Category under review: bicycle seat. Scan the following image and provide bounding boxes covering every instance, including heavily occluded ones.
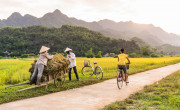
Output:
[93,62,97,64]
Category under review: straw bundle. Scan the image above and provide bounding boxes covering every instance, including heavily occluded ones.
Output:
[29,54,70,83]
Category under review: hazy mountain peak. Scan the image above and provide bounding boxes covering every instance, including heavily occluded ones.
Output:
[42,9,67,19]
[99,19,116,23]
[53,9,62,15]
[24,14,37,18]
[8,12,22,19]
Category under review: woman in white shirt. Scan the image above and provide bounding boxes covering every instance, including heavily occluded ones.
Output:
[64,47,79,81]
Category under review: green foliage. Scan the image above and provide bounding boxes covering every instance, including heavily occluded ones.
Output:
[113,54,118,58]
[0,25,140,57]
[0,56,2,59]
[95,51,102,58]
[150,53,159,57]
[129,52,137,58]
[20,54,29,58]
[140,46,150,56]
[85,48,95,58]
[159,54,164,57]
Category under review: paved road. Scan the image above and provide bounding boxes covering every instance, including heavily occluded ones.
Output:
[1,63,180,110]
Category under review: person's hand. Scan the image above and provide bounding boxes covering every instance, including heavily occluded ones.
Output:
[68,56,71,58]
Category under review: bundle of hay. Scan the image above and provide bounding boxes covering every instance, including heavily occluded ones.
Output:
[29,54,70,84]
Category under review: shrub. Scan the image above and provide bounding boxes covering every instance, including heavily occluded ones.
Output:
[160,54,164,57]
[151,53,159,57]
[95,51,102,58]
[113,54,118,58]
[129,53,137,58]
[0,56,2,59]
[20,54,29,58]
[85,48,95,58]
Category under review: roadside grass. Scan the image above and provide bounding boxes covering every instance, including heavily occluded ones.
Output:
[102,71,180,110]
[1,57,180,104]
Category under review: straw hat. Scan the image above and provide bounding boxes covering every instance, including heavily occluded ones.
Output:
[64,47,72,52]
[39,46,50,53]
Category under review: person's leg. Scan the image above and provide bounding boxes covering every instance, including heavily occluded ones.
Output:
[36,63,44,85]
[123,67,128,83]
[68,68,72,81]
[30,63,38,84]
[73,66,79,80]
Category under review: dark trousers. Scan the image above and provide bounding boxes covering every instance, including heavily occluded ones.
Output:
[69,66,79,80]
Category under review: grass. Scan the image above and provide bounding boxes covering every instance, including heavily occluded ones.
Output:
[1,57,180,104]
[102,71,180,110]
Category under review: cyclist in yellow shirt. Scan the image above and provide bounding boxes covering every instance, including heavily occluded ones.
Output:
[118,48,130,83]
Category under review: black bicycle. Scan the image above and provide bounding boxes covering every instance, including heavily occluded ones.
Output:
[117,63,130,89]
[81,59,103,79]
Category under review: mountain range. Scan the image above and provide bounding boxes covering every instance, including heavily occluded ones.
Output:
[1,9,180,47]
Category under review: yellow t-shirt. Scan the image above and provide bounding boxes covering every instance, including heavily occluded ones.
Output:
[118,54,128,65]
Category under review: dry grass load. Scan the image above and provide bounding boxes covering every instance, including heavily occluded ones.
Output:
[29,54,70,84]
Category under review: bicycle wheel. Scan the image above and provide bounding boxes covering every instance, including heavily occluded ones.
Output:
[117,71,123,89]
[81,66,94,76]
[95,66,103,80]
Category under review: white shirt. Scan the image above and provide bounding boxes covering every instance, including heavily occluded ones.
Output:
[67,52,76,68]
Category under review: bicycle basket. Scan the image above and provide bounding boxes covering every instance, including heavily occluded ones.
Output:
[84,60,90,67]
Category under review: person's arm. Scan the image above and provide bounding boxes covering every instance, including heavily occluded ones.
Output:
[118,57,119,62]
[126,56,130,64]
[45,53,53,59]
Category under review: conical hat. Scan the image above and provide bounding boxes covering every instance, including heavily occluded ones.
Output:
[39,46,50,53]
[64,47,72,52]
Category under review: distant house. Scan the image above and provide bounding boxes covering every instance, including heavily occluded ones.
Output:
[3,51,10,57]
[104,53,115,57]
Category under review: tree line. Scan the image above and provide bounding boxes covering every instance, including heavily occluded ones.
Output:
[0,25,140,57]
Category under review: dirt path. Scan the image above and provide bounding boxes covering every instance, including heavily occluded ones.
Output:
[1,63,180,110]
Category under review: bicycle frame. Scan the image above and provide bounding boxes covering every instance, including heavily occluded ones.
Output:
[88,63,98,75]
[118,69,125,81]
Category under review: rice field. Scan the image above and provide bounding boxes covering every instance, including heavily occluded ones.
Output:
[1,57,180,85]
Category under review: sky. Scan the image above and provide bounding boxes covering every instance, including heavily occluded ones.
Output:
[0,0,180,34]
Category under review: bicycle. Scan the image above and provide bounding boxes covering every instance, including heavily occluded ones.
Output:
[117,63,130,89]
[81,59,103,79]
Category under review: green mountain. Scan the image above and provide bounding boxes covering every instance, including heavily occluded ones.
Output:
[1,9,180,47]
[156,44,180,55]
[0,25,139,56]
[130,37,149,47]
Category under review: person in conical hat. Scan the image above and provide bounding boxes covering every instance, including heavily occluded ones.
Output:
[30,46,53,85]
[64,47,79,81]
[39,46,50,53]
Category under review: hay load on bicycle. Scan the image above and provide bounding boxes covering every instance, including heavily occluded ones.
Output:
[29,54,70,84]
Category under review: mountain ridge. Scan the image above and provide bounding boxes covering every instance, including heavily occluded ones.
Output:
[1,9,180,46]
